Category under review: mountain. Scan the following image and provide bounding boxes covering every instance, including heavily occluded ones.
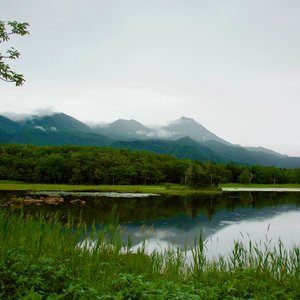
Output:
[173,137,220,161]
[93,119,152,140]
[0,116,20,143]
[113,137,300,168]
[112,138,211,161]
[8,128,114,147]
[93,116,232,144]
[245,147,287,158]
[202,140,256,165]
[161,116,230,145]
[0,115,19,133]
[1,111,300,168]
[0,113,114,147]
[244,147,300,168]
[22,113,91,133]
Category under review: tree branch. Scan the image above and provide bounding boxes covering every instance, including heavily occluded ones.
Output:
[0,20,29,86]
[0,76,14,83]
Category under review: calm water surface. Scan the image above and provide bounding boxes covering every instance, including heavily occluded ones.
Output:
[1,191,300,258]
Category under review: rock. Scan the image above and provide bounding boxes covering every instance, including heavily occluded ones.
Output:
[70,199,86,205]
[24,197,44,205]
[44,196,64,205]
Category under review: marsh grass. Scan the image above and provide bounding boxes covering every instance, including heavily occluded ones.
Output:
[0,181,221,195]
[220,183,300,189]
[0,210,299,299]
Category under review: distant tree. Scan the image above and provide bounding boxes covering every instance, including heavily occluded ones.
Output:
[0,21,29,86]
[238,169,252,184]
[185,162,211,187]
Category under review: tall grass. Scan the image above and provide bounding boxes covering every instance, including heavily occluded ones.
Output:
[0,210,299,299]
[0,181,221,195]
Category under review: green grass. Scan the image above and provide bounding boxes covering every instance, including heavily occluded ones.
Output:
[0,210,299,299]
[0,180,27,184]
[220,183,300,189]
[0,181,221,195]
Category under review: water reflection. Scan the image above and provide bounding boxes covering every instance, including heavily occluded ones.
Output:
[121,204,300,258]
[205,210,300,258]
[1,191,300,257]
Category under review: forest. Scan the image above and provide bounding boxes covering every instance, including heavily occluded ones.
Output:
[1,144,300,186]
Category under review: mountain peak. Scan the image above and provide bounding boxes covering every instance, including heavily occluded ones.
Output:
[179,116,196,122]
[25,112,91,132]
[110,119,149,130]
[163,116,230,145]
[112,118,141,125]
[94,118,152,140]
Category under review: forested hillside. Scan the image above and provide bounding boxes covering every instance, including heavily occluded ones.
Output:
[1,144,300,186]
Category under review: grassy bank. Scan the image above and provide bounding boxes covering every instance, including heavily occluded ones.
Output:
[0,181,221,195]
[0,211,299,299]
[2,181,300,196]
[220,183,300,189]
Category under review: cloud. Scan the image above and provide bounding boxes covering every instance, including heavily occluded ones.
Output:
[1,0,300,156]
[33,125,58,132]
[1,106,57,121]
[136,129,177,139]
[34,125,46,131]
[2,112,32,122]
[32,107,57,117]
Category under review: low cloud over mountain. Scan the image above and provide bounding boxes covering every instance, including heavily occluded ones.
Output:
[1,111,300,168]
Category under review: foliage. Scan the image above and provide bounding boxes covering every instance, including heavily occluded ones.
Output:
[1,144,300,187]
[0,211,299,299]
[238,169,252,184]
[0,20,29,86]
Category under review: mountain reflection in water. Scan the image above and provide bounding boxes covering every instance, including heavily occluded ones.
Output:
[1,191,300,258]
[123,205,300,259]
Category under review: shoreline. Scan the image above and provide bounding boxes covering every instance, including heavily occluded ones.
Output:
[0,182,221,196]
[2,181,300,195]
[222,187,300,192]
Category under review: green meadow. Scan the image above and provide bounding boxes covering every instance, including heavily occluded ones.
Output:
[0,181,221,195]
[3,180,300,196]
[220,183,300,189]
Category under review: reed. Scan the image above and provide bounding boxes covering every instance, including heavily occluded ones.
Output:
[0,210,299,299]
[0,181,221,195]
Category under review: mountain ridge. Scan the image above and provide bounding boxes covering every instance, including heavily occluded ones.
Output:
[22,112,92,133]
[1,111,299,168]
[161,116,231,145]
[93,118,152,140]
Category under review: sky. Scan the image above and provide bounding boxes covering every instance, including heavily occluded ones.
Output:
[1,0,300,156]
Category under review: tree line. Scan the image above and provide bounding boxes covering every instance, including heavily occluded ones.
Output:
[1,144,300,186]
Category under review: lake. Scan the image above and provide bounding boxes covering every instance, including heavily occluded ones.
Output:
[1,190,300,259]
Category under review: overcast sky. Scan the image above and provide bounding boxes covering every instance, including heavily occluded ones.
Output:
[1,0,300,156]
